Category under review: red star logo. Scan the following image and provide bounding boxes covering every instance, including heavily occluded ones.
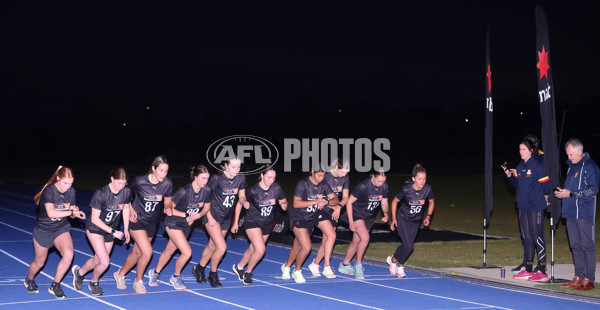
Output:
[537,45,550,80]
[486,65,492,93]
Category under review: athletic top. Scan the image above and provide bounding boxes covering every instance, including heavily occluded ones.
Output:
[34,184,76,232]
[291,176,334,222]
[507,155,550,211]
[244,182,285,226]
[171,183,212,217]
[86,184,132,232]
[394,183,434,222]
[351,178,389,219]
[324,172,349,201]
[129,175,173,226]
[208,171,247,223]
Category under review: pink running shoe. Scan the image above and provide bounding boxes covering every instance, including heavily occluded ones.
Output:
[513,269,534,280]
[528,270,548,282]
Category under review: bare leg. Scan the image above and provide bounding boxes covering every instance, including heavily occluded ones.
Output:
[52,232,74,283]
[342,231,360,265]
[353,220,370,265]
[317,220,336,267]
[166,228,192,276]
[27,238,49,280]
[245,229,268,273]
[292,227,312,272]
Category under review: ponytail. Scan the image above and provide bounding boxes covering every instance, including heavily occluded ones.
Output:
[34,166,73,205]
[406,163,426,183]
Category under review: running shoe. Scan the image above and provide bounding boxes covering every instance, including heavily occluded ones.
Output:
[528,270,548,282]
[208,271,222,288]
[396,266,406,278]
[354,264,365,279]
[192,264,206,284]
[513,269,534,280]
[24,278,39,293]
[243,272,253,285]
[292,270,306,283]
[308,261,321,277]
[48,282,66,299]
[322,266,336,279]
[88,281,104,296]
[170,275,186,290]
[281,264,291,280]
[133,280,146,294]
[113,270,126,290]
[72,265,84,291]
[338,263,355,275]
[511,263,525,274]
[148,268,159,286]
[386,256,397,275]
[232,264,244,281]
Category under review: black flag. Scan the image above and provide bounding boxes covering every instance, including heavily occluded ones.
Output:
[535,6,561,228]
[484,27,493,227]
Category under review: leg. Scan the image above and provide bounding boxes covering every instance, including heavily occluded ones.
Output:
[393,218,419,265]
[342,231,360,265]
[83,232,113,282]
[245,229,268,273]
[167,229,192,276]
[199,236,216,268]
[155,227,179,274]
[27,238,49,281]
[317,220,336,267]
[519,211,535,272]
[566,219,585,279]
[533,210,547,272]
[125,229,153,282]
[52,231,74,283]
[576,219,596,282]
[285,237,301,267]
[353,220,370,265]
[292,227,312,271]
[206,227,228,272]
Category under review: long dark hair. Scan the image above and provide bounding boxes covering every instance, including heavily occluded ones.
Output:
[190,164,209,181]
[520,139,539,157]
[406,163,426,183]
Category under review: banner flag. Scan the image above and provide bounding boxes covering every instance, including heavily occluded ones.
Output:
[484,26,493,226]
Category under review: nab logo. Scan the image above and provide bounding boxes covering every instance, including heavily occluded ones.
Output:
[207,135,279,175]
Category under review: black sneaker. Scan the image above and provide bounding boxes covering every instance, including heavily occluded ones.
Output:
[232,264,244,281]
[88,281,104,296]
[72,265,84,291]
[208,271,222,288]
[24,278,39,293]
[48,282,66,299]
[243,272,253,285]
[511,263,525,273]
[192,264,206,284]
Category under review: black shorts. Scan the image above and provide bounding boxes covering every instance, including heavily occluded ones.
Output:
[164,215,193,237]
[33,225,71,248]
[129,221,158,237]
[340,213,375,230]
[244,219,272,235]
[87,228,115,243]
[317,207,338,227]
[290,218,315,235]
[202,215,231,231]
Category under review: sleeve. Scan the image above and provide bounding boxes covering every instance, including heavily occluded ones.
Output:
[90,190,103,210]
[394,188,405,201]
[123,186,133,202]
[240,176,247,189]
[203,187,213,203]
[294,181,306,199]
[171,187,187,207]
[275,183,286,200]
[165,179,174,197]
[536,162,551,195]
[507,175,518,187]
[323,183,334,196]
[207,175,219,191]
[40,186,53,205]
[573,162,600,199]
[343,176,350,190]
[350,182,365,199]
[70,188,77,205]
[427,186,435,200]
[245,186,256,204]
[382,183,389,198]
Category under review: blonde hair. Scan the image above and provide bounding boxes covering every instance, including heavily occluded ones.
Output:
[329,157,350,172]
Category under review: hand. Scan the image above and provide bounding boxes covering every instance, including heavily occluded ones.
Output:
[242,201,250,209]
[280,203,288,211]
[381,213,389,223]
[423,216,430,227]
[231,223,239,233]
[186,214,197,226]
[124,231,130,244]
[74,210,86,220]
[332,206,340,220]
[555,188,571,199]
[390,219,397,231]
[317,198,328,209]
[113,230,124,240]
[164,207,173,216]
[130,207,138,223]
[349,221,356,232]
[501,162,511,177]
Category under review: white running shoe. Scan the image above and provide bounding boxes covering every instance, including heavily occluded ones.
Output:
[292,270,306,283]
[281,264,291,280]
[396,266,406,278]
[322,266,336,279]
[386,256,398,275]
[308,261,321,277]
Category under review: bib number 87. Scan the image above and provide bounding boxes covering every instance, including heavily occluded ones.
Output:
[145,201,159,212]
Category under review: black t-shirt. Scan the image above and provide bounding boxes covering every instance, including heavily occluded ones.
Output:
[34,184,77,232]
[244,182,285,226]
[171,183,212,216]
[86,184,132,232]
[394,183,434,222]
[208,172,247,223]
[291,177,334,222]
[129,175,174,226]
[351,178,389,219]
[324,172,349,201]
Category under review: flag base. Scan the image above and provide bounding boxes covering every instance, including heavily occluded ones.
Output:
[547,277,570,284]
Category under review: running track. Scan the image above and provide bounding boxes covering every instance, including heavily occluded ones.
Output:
[0,185,598,309]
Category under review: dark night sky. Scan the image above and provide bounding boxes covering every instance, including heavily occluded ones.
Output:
[2,1,599,172]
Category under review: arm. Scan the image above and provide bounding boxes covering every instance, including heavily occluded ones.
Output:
[238,189,250,209]
[90,208,124,240]
[380,198,389,223]
[170,202,187,218]
[390,197,399,231]
[122,204,130,243]
[346,195,358,232]
[293,196,319,208]
[45,203,85,219]
[163,196,173,216]
[279,198,288,211]
[231,201,242,233]
[188,203,211,226]
[423,199,435,227]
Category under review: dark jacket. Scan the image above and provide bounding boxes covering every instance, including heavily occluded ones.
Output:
[507,155,551,211]
[562,153,599,221]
